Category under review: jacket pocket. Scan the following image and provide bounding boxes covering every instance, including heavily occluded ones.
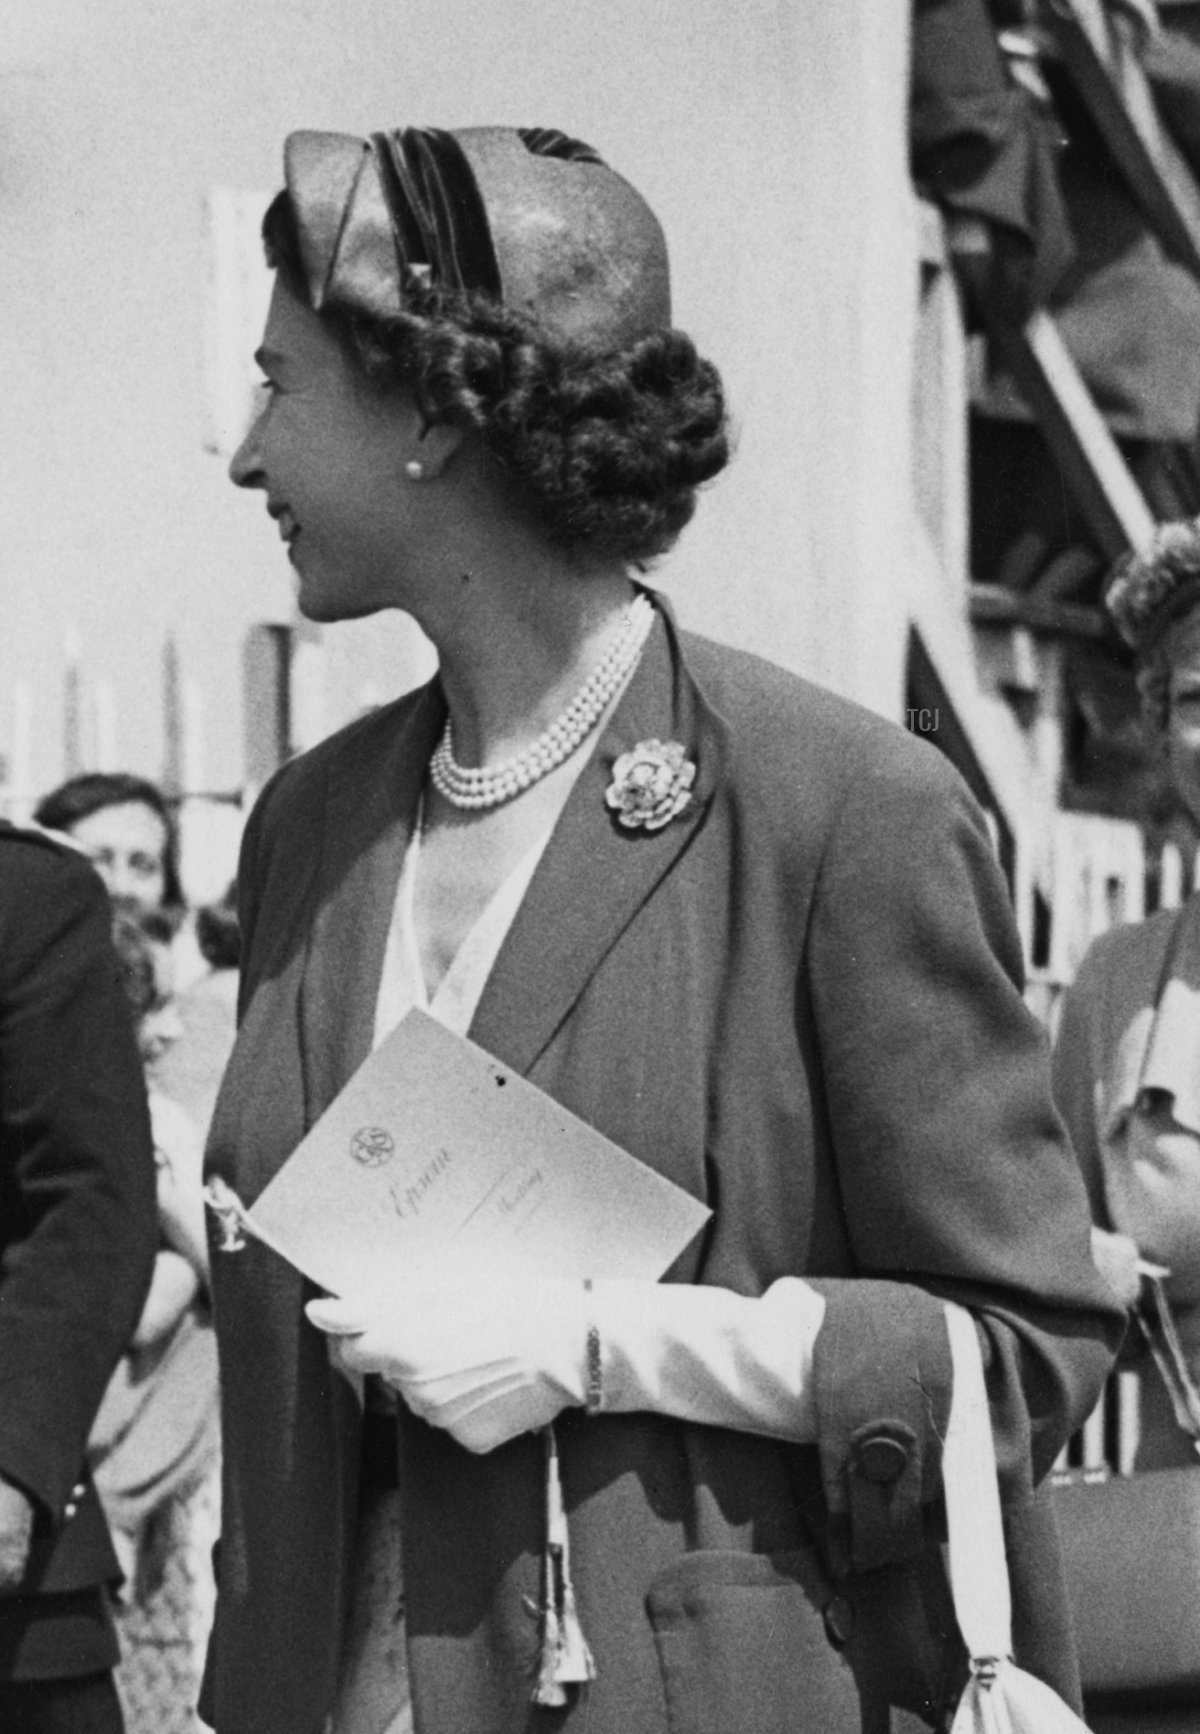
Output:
[645,1550,862,1734]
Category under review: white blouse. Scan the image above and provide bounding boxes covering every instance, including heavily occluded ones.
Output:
[372,799,554,1048]
[335,806,560,1734]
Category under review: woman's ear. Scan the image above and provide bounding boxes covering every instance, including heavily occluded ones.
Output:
[408,418,468,480]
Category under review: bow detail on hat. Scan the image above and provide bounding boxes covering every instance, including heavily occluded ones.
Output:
[286,127,504,320]
[282,124,672,347]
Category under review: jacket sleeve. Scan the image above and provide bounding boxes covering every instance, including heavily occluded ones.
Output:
[1051,947,1113,1229]
[803,732,1121,1568]
[0,840,158,1519]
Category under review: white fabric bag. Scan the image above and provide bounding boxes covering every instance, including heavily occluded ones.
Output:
[943,1303,1093,1734]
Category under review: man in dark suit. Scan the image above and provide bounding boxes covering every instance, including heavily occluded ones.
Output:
[0,820,157,1732]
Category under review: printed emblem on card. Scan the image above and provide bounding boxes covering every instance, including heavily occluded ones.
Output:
[349,1126,395,1168]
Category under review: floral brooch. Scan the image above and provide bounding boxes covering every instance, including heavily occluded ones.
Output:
[605,739,696,831]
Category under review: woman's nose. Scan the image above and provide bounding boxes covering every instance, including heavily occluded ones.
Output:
[107,859,140,901]
[229,390,268,489]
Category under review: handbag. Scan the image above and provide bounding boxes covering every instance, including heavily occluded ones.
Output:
[1051,1275,1200,1703]
[942,1302,1093,1733]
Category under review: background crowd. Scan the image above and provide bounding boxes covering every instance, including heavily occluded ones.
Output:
[30,777,236,1734]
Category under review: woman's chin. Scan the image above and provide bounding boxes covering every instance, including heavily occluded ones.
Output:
[295,576,388,626]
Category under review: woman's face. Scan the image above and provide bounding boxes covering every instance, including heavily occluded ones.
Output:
[70,801,169,910]
[138,942,183,1070]
[229,277,429,624]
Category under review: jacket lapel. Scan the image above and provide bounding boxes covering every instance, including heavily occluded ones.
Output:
[298,681,444,1125]
[469,606,728,1075]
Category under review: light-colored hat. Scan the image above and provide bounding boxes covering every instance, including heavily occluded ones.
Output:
[282,125,671,349]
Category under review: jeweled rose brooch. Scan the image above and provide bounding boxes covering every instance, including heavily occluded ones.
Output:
[605,739,696,831]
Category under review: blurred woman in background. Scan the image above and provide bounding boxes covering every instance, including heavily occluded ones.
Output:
[37,773,238,1134]
[1055,518,1200,1475]
[89,901,219,1734]
[35,774,185,918]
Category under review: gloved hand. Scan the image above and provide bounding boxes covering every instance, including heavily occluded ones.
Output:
[306,1273,590,1454]
[306,1270,827,1453]
[590,1275,825,1441]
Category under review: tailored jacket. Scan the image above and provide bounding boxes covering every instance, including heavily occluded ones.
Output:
[0,823,157,1679]
[204,609,1120,1734]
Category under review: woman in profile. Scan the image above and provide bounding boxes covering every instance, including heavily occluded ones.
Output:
[204,123,1120,1734]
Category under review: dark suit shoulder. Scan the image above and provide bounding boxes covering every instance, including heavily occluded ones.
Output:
[679,627,874,735]
[0,819,93,869]
[678,625,969,835]
[0,821,104,915]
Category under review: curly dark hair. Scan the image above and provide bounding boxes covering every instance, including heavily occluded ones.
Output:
[196,879,241,971]
[263,193,730,564]
[109,898,176,1024]
[1105,519,1200,734]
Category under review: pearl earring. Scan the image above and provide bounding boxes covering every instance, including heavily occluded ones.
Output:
[405,459,425,481]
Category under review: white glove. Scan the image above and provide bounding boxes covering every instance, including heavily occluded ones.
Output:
[306,1272,825,1453]
[590,1275,825,1441]
[306,1274,589,1454]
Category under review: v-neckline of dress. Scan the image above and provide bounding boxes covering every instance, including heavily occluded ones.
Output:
[372,797,555,1046]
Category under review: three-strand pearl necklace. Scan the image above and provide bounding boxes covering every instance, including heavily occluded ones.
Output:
[429,593,655,811]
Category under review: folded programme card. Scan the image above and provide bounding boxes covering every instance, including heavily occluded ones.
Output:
[223,1007,711,1295]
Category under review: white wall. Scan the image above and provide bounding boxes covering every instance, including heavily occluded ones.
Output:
[1,2,914,796]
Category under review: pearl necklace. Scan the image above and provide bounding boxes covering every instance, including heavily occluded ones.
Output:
[429,594,655,811]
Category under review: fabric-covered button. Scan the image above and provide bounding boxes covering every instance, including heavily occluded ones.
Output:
[854,1435,909,1485]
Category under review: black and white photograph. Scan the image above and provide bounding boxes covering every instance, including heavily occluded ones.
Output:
[4,3,1200,1731]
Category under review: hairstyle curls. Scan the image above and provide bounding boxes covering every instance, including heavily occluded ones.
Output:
[1106,519,1200,735]
[109,898,176,1024]
[264,194,730,565]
